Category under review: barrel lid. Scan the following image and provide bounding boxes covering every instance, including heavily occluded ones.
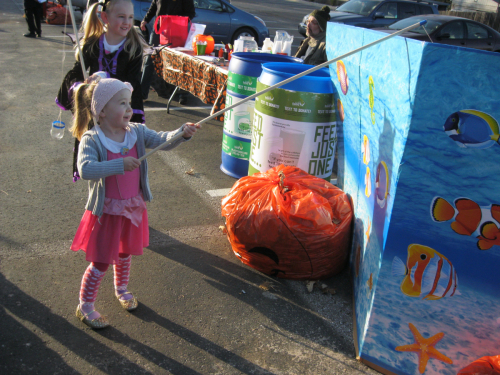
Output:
[229,53,302,77]
[259,63,334,94]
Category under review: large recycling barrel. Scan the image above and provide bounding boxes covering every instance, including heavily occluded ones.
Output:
[249,63,337,181]
[221,53,302,178]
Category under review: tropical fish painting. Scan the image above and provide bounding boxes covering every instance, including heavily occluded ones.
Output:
[337,60,349,95]
[443,110,500,149]
[375,161,389,209]
[337,98,345,122]
[365,167,371,198]
[368,76,375,125]
[365,217,371,244]
[392,244,459,300]
[362,135,370,165]
[431,197,500,250]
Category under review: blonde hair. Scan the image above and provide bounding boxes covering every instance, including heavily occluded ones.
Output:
[77,0,146,61]
[71,83,98,140]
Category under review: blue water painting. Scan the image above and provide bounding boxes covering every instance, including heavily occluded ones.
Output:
[327,22,500,374]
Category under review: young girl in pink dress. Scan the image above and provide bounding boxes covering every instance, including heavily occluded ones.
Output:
[70,75,199,329]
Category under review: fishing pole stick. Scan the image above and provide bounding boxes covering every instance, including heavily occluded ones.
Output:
[138,20,427,163]
[67,0,89,80]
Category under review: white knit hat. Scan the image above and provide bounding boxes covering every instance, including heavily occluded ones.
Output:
[91,78,133,120]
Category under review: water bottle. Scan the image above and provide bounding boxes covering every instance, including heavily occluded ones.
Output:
[50,121,65,140]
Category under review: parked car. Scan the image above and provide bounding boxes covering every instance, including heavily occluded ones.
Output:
[61,0,269,46]
[298,0,446,36]
[373,14,500,52]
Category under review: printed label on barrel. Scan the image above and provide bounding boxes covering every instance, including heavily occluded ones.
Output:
[249,85,337,180]
[254,82,336,123]
[226,71,258,97]
[222,133,251,160]
[223,93,255,140]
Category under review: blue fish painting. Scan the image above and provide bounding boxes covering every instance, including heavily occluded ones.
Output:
[443,110,500,149]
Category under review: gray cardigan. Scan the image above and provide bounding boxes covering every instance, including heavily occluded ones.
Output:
[78,122,187,217]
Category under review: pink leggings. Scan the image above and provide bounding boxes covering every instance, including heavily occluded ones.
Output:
[92,253,130,272]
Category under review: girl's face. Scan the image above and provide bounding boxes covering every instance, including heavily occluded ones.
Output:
[101,1,134,40]
[99,89,133,131]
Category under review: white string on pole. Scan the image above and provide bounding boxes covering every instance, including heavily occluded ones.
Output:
[67,0,88,80]
[138,20,428,163]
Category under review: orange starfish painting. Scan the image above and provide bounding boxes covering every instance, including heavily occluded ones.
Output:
[395,323,452,374]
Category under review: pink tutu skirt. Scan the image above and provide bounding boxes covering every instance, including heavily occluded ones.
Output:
[71,209,149,264]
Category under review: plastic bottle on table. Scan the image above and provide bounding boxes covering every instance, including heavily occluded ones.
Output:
[262,38,273,53]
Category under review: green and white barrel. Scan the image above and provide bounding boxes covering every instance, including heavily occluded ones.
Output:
[221,53,302,178]
[249,63,337,181]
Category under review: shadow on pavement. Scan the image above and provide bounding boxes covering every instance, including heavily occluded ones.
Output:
[131,303,273,375]
[0,272,189,374]
[147,228,360,370]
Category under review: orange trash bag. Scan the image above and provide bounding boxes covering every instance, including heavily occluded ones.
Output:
[221,165,353,280]
[458,355,500,375]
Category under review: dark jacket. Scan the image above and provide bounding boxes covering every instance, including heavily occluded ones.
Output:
[57,35,144,124]
[57,35,145,180]
[143,0,196,24]
[294,32,328,66]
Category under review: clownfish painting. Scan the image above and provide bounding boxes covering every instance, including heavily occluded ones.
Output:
[431,197,500,250]
[443,110,500,149]
[392,244,459,300]
[337,60,349,95]
[375,161,389,209]
[362,135,370,165]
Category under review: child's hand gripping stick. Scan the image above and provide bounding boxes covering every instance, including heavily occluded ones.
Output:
[137,123,200,163]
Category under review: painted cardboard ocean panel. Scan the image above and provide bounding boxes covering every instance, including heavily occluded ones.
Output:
[326,23,426,357]
[327,21,500,374]
[327,24,371,348]
[357,35,500,375]
[326,23,363,201]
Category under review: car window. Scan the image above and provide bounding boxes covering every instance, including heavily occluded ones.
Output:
[418,5,433,15]
[388,16,442,34]
[336,0,383,16]
[466,22,490,39]
[376,3,397,19]
[194,0,223,11]
[398,3,416,19]
[440,21,465,39]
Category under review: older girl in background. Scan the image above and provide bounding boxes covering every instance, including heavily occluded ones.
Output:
[57,0,147,180]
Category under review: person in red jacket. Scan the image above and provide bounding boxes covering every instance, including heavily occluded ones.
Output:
[140,0,195,102]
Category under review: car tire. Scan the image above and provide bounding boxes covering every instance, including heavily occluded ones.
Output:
[232,27,257,45]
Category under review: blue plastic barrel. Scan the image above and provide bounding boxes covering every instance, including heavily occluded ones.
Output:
[221,53,302,179]
[249,63,338,181]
